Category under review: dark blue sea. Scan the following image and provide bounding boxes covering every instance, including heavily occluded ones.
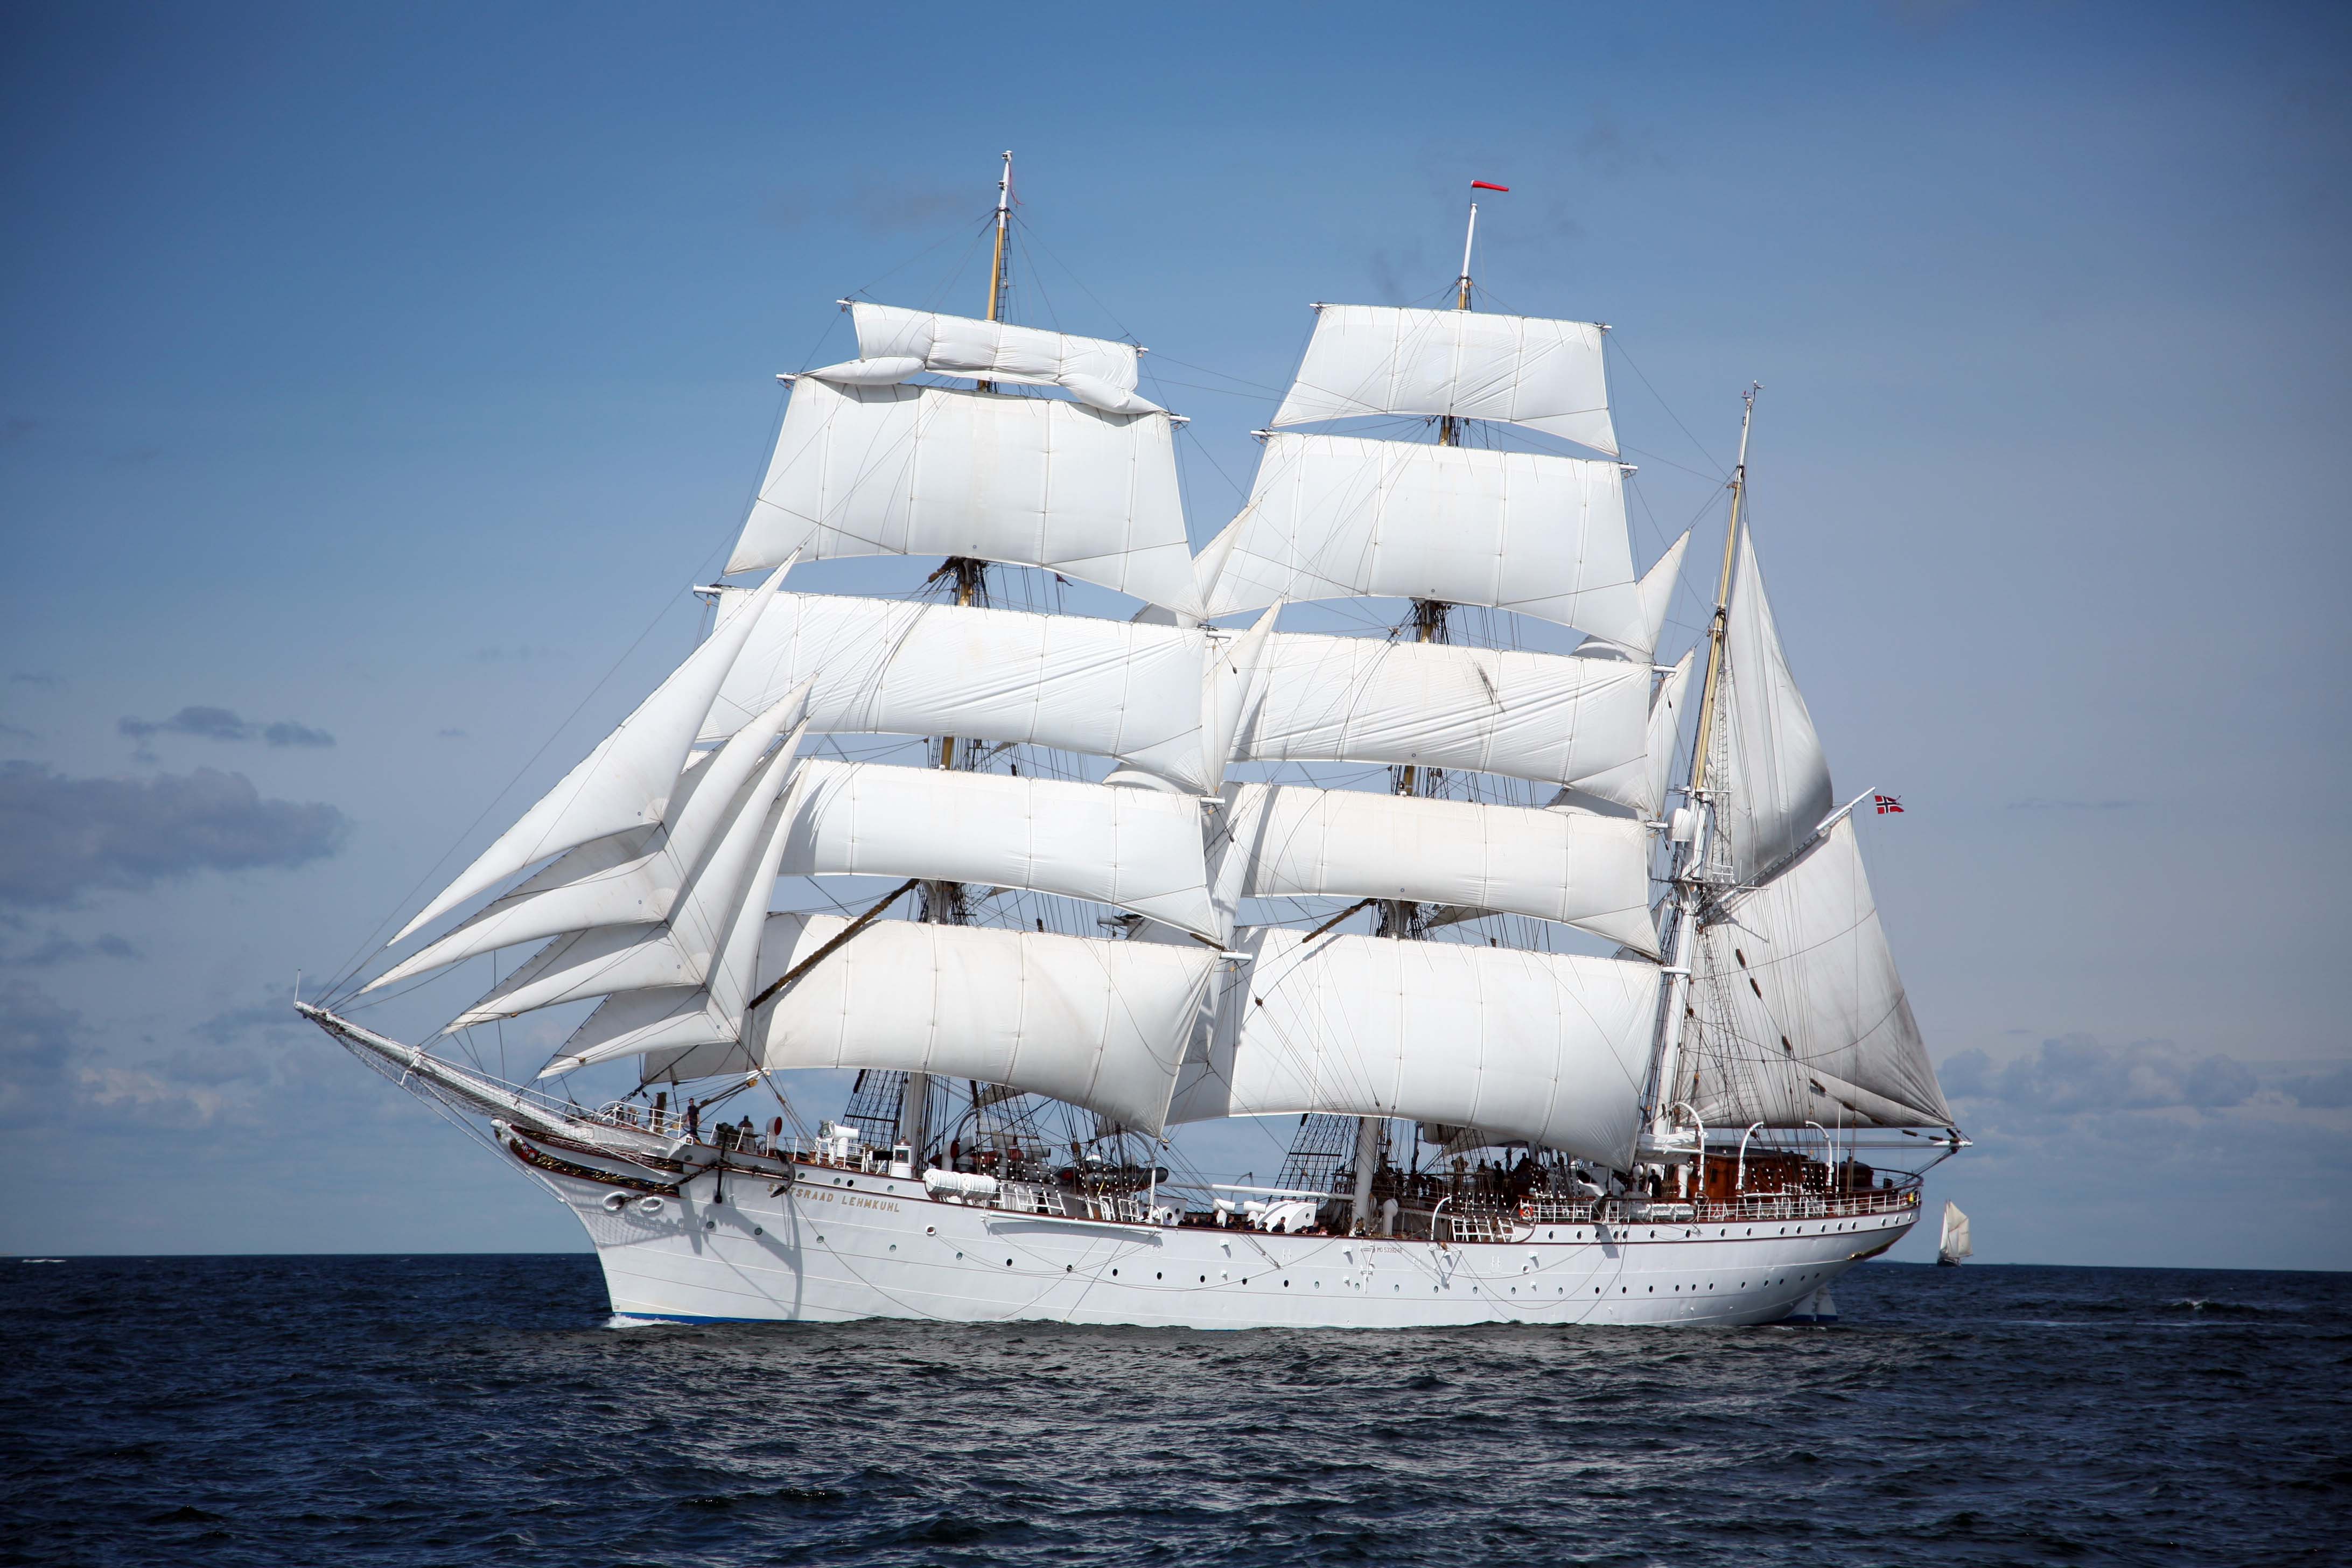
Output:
[2,1257,2345,1567]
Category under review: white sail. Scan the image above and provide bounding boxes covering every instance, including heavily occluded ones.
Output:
[363,690,812,992]
[725,378,1196,614]
[1167,925,1661,1168]
[1198,433,1643,648]
[1229,632,1651,803]
[1940,1202,1972,1260]
[1564,648,1692,822]
[1719,529,1832,882]
[1634,529,1690,662]
[1270,304,1616,457]
[391,563,790,943]
[1211,782,1659,955]
[630,913,1216,1134]
[775,759,1221,941]
[450,732,806,1028]
[1684,817,1950,1129]
[802,303,1162,415]
[699,590,1216,793]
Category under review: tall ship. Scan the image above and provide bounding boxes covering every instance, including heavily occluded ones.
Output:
[302,158,1965,1326]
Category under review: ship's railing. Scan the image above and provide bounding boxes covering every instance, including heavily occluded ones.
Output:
[1502,1184,1920,1231]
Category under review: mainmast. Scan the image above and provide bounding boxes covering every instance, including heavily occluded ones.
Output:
[1348,193,1488,1224]
[1644,383,1759,1144]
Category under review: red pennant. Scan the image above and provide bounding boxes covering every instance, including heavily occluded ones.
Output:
[1471,180,1510,192]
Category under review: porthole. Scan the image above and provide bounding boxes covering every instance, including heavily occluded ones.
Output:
[704,1220,716,1231]
[753,1226,763,1236]
[926,1226,936,1236]
[1005,1258,1013,1266]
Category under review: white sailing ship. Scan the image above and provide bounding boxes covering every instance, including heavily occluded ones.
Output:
[302,157,1965,1327]
[1938,1201,1973,1266]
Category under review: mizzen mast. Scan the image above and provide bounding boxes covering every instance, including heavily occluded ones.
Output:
[1644,382,1759,1146]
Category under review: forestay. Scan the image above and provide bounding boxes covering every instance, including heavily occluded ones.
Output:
[1166,926,1660,1168]
[802,303,1162,416]
[1209,782,1658,956]
[1718,530,1832,882]
[1270,304,1618,457]
[391,564,790,943]
[1229,632,1651,804]
[725,379,1198,614]
[1197,434,1644,649]
[1684,817,1950,1129]
[776,759,1221,941]
[699,591,1214,793]
[644,914,1217,1135]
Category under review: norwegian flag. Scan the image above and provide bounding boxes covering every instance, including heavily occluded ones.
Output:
[1874,794,1905,815]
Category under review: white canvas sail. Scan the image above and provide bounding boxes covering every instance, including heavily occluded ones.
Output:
[1634,530,1690,662]
[1198,433,1643,648]
[1683,817,1950,1129]
[631,913,1216,1135]
[725,378,1197,613]
[451,733,806,1028]
[1270,304,1617,457]
[1167,926,1660,1168]
[1229,632,1651,803]
[1564,648,1692,821]
[1210,782,1659,955]
[364,691,812,992]
[803,303,1162,415]
[775,759,1221,941]
[1940,1202,1972,1260]
[1718,529,1832,883]
[699,590,1215,793]
[391,563,790,943]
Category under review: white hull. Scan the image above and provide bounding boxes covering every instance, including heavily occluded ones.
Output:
[547,1156,1910,1329]
[299,1006,1915,1329]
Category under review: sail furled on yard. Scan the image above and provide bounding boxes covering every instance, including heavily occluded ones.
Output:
[633,913,1217,1135]
[1196,435,1644,650]
[1270,304,1618,457]
[804,303,1163,415]
[1684,817,1950,1129]
[725,377,1198,614]
[699,590,1219,793]
[1167,926,1660,1168]
[1227,633,1653,806]
[1717,530,1832,882]
[391,564,793,943]
[1209,783,1658,955]
[776,759,1221,941]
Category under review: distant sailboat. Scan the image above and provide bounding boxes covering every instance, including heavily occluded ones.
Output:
[1938,1201,1972,1266]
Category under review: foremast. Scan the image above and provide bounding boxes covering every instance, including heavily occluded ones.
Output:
[907,148,1015,1160]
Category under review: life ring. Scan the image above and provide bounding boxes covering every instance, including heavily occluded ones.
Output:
[601,1191,631,1213]
[636,1195,667,1216]
[1518,1200,1535,1220]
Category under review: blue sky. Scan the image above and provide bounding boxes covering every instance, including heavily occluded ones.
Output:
[2,2,2346,1267]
